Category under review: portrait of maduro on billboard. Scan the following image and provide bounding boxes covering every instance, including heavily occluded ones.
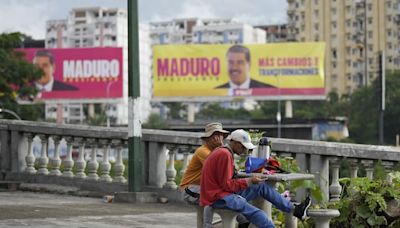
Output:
[153,43,325,99]
[22,47,123,101]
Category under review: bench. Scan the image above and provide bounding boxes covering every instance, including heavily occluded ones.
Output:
[195,205,239,228]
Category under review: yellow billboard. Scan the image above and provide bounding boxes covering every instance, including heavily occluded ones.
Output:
[153,43,325,99]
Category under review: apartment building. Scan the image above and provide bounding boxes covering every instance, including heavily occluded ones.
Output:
[45,7,152,125]
[150,18,266,45]
[287,0,400,95]
[255,24,289,43]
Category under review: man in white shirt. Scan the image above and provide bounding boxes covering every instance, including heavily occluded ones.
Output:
[215,45,274,95]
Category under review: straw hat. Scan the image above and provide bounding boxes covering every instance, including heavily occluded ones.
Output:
[201,122,229,139]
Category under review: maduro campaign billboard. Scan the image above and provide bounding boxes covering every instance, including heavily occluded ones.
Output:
[22,47,123,101]
[153,43,325,100]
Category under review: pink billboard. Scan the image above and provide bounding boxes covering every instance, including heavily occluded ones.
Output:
[22,47,123,100]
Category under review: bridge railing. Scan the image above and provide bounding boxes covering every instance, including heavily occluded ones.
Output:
[1,119,400,203]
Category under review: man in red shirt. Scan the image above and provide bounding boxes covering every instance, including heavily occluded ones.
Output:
[200,129,311,228]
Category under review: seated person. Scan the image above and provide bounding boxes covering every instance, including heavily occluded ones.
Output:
[200,129,311,228]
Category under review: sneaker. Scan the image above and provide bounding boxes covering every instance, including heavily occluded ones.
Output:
[293,196,311,220]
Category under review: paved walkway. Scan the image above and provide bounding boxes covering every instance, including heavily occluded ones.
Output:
[0,191,198,228]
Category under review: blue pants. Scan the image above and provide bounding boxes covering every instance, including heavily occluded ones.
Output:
[212,182,293,228]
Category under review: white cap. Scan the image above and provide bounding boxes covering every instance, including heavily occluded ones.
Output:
[227,129,256,150]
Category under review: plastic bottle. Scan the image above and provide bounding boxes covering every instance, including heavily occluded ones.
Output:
[245,156,252,174]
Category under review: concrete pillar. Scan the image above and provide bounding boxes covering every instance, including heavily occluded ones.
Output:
[295,153,307,202]
[310,154,329,202]
[308,209,340,228]
[148,142,167,188]
[187,103,195,123]
[285,100,293,118]
[56,104,64,124]
[0,128,11,173]
[88,103,95,118]
[12,131,27,173]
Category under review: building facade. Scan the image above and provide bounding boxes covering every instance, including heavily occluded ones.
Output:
[45,7,152,125]
[287,0,400,95]
[255,24,289,43]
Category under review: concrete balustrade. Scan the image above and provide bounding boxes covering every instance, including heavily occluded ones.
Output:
[1,120,400,228]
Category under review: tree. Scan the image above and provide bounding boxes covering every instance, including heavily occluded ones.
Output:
[163,102,186,119]
[196,102,251,120]
[381,70,400,145]
[0,32,42,120]
[142,113,168,129]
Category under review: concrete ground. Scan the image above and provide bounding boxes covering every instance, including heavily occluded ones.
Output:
[0,191,199,228]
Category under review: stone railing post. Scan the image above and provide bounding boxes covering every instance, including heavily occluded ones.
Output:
[329,157,342,202]
[382,161,395,183]
[294,153,307,202]
[99,139,112,182]
[180,146,191,176]
[86,138,99,181]
[24,133,36,174]
[74,137,86,179]
[361,160,374,179]
[148,142,167,188]
[310,154,329,202]
[113,139,126,183]
[37,134,49,175]
[63,136,75,178]
[348,159,359,178]
[49,135,62,176]
[163,145,177,189]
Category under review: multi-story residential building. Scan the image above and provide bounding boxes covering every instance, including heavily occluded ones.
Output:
[149,18,266,112]
[256,24,289,42]
[150,18,266,45]
[287,0,400,96]
[45,7,152,125]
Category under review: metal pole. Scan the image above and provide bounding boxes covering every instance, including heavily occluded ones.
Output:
[379,51,385,145]
[0,108,22,120]
[276,74,281,138]
[128,0,142,192]
[106,81,116,127]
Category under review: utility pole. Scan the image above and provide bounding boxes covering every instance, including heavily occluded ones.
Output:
[127,0,142,192]
[378,51,385,145]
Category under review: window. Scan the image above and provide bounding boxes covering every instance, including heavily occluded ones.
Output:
[346,19,351,27]
[388,29,392,36]
[368,3,372,11]
[314,10,319,17]
[368,31,373,38]
[368,44,373,51]
[332,48,337,59]
[369,58,374,65]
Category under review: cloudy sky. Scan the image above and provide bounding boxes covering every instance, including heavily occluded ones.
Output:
[0,0,287,39]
